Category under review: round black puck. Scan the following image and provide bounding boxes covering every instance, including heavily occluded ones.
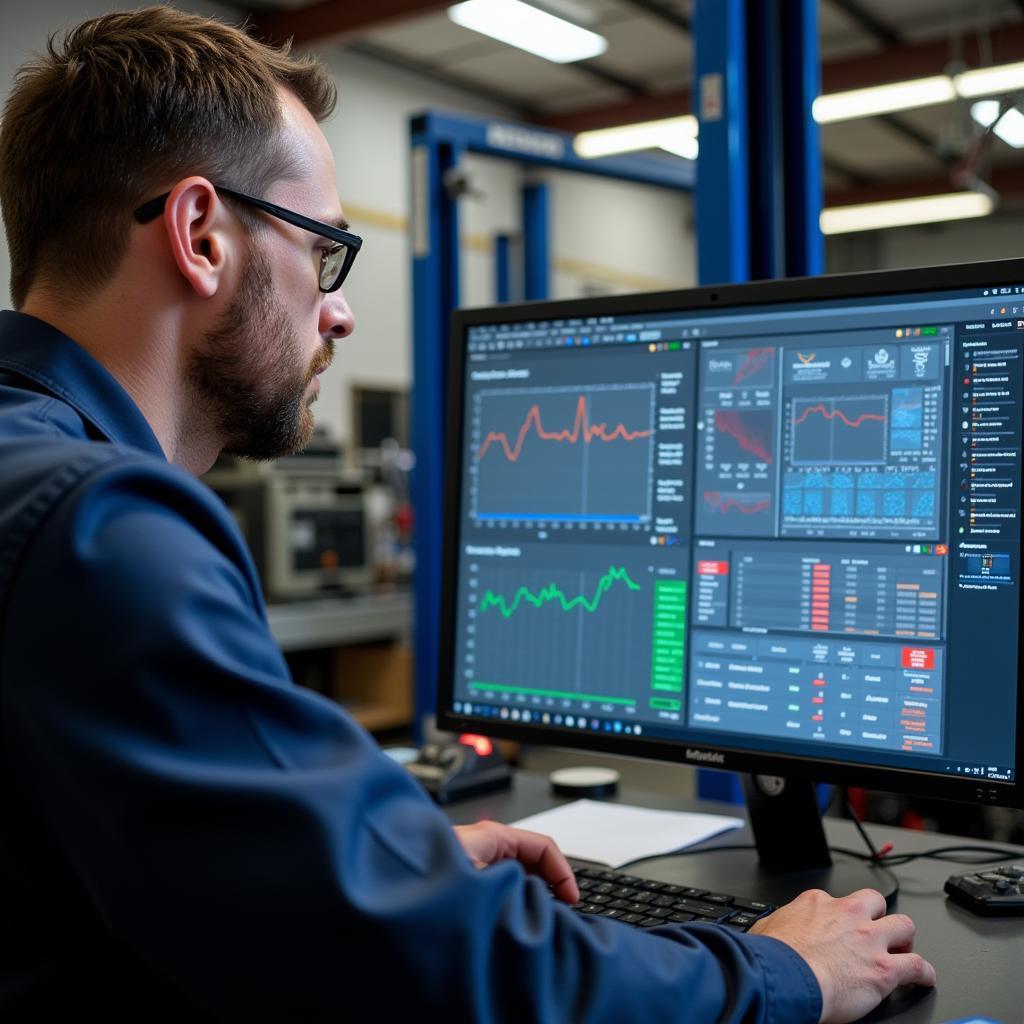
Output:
[549,766,621,799]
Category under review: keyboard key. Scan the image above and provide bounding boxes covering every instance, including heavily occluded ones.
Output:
[733,899,774,915]
[645,906,673,918]
[637,879,666,892]
[651,895,676,908]
[669,912,696,923]
[611,886,638,899]
[588,894,611,905]
[728,913,758,929]
[639,917,663,928]
[704,893,735,906]
[619,913,644,924]
[670,897,728,918]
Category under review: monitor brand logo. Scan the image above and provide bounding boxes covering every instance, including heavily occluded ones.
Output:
[686,748,725,765]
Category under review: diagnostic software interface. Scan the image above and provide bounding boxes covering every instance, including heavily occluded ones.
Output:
[448,282,1023,785]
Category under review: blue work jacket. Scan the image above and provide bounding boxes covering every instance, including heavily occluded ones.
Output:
[0,309,821,1022]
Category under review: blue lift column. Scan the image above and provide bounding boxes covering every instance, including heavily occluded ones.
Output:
[410,115,463,740]
[693,0,824,800]
[522,182,550,300]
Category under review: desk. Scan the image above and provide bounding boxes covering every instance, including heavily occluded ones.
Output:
[266,591,411,653]
[447,771,1023,1024]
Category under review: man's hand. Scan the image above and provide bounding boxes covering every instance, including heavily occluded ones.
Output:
[453,820,579,905]
[750,888,936,1024]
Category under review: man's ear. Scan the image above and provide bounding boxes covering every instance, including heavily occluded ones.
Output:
[162,177,234,299]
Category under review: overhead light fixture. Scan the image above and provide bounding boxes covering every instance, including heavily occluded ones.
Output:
[574,115,699,160]
[820,191,995,235]
[955,60,1024,98]
[971,99,1024,148]
[447,0,607,64]
[812,76,956,124]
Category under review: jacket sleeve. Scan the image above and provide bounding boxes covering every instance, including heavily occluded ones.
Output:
[1,458,822,1024]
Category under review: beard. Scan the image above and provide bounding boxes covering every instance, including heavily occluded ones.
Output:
[187,248,331,461]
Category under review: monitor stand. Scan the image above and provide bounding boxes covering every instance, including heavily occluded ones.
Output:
[631,774,898,909]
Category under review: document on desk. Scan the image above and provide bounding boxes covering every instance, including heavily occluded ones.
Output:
[509,799,744,869]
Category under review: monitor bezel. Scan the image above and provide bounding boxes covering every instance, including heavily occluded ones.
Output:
[436,257,1024,810]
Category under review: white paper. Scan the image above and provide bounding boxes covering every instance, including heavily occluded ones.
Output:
[510,799,744,869]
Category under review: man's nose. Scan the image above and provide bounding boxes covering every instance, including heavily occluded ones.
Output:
[320,288,355,340]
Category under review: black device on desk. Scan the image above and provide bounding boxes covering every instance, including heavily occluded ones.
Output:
[435,257,1024,909]
[406,734,512,804]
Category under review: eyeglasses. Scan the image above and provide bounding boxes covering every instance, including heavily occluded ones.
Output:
[133,185,362,292]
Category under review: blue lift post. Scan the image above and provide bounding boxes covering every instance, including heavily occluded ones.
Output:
[494,232,513,303]
[410,110,694,737]
[693,0,824,801]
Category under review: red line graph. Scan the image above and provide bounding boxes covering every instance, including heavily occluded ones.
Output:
[476,394,652,463]
[703,491,771,515]
[714,410,773,464]
[793,402,886,430]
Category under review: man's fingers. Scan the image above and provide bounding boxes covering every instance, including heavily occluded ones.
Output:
[875,912,916,950]
[513,828,579,904]
[889,951,937,989]
[844,887,888,920]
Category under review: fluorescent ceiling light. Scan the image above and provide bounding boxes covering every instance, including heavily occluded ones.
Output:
[971,99,1024,148]
[812,76,955,123]
[574,115,699,160]
[955,61,1024,98]
[820,192,995,235]
[992,107,1024,148]
[971,99,1002,128]
[448,0,607,63]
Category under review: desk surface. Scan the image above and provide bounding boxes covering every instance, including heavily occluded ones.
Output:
[447,771,1023,1024]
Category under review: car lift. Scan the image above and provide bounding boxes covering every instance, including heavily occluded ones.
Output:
[409,0,824,806]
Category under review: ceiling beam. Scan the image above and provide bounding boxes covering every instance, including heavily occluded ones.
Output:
[572,60,649,95]
[251,0,449,48]
[826,0,903,48]
[537,23,1024,133]
[825,164,1024,207]
[822,23,1024,94]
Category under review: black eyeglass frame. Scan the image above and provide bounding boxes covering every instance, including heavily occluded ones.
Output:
[133,185,362,293]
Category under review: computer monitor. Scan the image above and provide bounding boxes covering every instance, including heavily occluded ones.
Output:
[437,258,1024,902]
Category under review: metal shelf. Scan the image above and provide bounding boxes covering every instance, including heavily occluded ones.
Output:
[267,591,412,653]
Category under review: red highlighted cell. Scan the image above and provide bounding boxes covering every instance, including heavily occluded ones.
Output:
[902,647,935,670]
[697,560,730,576]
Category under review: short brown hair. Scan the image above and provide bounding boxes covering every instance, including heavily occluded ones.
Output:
[0,5,336,308]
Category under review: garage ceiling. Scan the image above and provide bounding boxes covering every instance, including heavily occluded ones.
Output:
[228,0,1024,205]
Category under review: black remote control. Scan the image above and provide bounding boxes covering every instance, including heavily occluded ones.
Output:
[944,863,1024,915]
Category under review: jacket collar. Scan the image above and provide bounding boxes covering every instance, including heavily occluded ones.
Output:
[0,310,165,458]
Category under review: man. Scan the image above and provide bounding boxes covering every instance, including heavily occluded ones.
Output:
[0,7,934,1021]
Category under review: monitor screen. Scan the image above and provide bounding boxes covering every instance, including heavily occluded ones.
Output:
[438,260,1024,809]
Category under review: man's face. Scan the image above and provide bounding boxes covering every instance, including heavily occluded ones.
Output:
[189,87,354,461]
[187,241,330,460]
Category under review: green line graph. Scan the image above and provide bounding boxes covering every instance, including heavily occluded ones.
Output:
[479,566,641,619]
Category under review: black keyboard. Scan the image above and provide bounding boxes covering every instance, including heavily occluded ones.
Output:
[570,866,776,931]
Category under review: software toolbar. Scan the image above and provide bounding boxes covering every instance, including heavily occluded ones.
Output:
[452,292,1023,783]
